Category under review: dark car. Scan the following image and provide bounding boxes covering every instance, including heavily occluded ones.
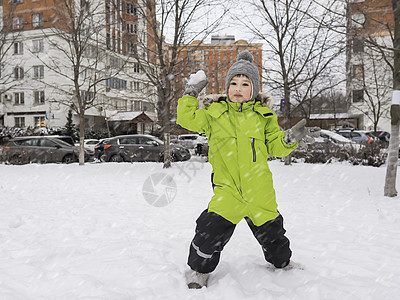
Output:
[2,136,92,164]
[94,138,110,161]
[103,134,191,162]
[366,131,390,142]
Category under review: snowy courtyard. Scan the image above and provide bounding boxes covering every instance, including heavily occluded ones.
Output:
[0,158,399,299]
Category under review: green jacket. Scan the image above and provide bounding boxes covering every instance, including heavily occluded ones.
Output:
[177,95,298,226]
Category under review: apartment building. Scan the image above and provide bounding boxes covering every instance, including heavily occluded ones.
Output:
[347,0,394,131]
[0,0,157,135]
[168,35,263,122]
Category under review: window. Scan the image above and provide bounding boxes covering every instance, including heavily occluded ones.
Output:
[15,117,25,127]
[32,13,44,28]
[132,81,140,91]
[34,91,45,104]
[133,62,140,73]
[32,39,44,53]
[40,138,57,147]
[33,65,44,79]
[126,23,137,34]
[133,100,141,111]
[80,90,94,103]
[12,17,23,30]
[106,77,127,90]
[34,116,46,128]
[14,42,23,54]
[353,65,364,79]
[353,38,364,53]
[17,138,39,146]
[127,3,137,15]
[14,66,24,79]
[14,92,24,105]
[83,44,97,58]
[353,89,363,103]
[119,137,138,144]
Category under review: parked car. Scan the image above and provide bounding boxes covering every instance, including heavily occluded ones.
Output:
[75,139,100,152]
[366,131,390,142]
[103,134,191,162]
[2,136,92,164]
[318,129,356,146]
[94,138,110,161]
[177,134,201,149]
[194,134,209,156]
[335,129,375,144]
[291,129,358,163]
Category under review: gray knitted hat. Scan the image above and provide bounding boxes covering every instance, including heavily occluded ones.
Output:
[225,50,260,101]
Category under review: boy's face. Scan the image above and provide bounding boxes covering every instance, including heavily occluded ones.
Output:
[228,75,252,103]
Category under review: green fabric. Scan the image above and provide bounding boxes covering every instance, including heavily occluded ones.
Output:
[177,95,298,226]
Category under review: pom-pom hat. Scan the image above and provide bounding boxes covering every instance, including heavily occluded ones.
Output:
[225,50,260,101]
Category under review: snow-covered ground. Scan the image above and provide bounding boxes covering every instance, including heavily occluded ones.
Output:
[0,157,399,300]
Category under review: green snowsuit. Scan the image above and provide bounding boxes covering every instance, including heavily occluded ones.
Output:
[177,95,298,226]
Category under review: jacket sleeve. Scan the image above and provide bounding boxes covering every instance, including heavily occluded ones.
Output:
[177,95,210,133]
[264,114,298,157]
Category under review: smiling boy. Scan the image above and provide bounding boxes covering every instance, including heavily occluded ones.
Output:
[177,50,318,289]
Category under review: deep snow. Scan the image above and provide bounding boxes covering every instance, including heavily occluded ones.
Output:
[0,157,399,300]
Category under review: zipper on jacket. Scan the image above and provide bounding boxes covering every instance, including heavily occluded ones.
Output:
[251,138,256,162]
[238,103,243,112]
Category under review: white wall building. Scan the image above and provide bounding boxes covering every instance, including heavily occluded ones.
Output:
[347,0,393,132]
[0,0,157,135]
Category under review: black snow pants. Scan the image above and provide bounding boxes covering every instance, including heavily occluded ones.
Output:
[188,209,292,274]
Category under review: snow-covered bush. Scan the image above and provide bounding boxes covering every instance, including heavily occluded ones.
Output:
[291,141,387,167]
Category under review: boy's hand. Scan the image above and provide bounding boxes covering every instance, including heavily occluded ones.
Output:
[284,119,321,149]
[184,70,208,98]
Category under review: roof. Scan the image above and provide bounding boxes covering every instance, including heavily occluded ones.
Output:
[310,113,352,120]
[108,111,153,123]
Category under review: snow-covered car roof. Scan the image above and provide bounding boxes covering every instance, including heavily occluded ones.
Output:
[318,129,355,144]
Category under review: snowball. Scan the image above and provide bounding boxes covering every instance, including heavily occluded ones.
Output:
[187,70,206,85]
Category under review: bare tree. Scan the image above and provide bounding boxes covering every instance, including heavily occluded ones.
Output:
[0,3,22,98]
[239,0,346,130]
[134,0,229,168]
[31,0,131,164]
[384,0,400,197]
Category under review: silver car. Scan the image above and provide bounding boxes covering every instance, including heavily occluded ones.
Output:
[2,136,92,164]
[335,129,375,144]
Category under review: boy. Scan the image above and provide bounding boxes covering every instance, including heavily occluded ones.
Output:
[177,50,319,289]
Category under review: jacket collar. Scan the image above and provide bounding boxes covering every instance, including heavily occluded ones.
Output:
[204,94,275,119]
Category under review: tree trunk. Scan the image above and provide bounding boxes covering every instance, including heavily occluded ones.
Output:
[284,83,292,165]
[384,0,400,197]
[78,111,85,166]
[384,122,399,196]
[163,108,171,169]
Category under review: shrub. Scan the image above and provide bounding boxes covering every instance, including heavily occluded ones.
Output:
[292,141,387,167]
